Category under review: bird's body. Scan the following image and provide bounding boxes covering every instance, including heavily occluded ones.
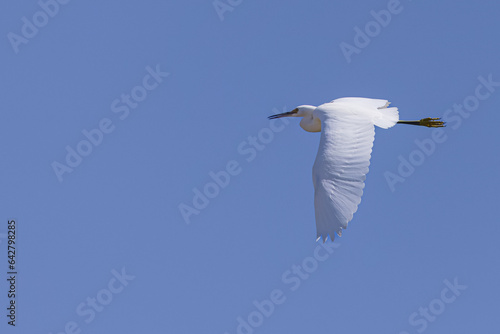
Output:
[269,97,443,242]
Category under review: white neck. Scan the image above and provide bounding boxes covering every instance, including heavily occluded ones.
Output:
[298,105,321,132]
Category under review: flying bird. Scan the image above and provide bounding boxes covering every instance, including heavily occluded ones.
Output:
[268,97,444,242]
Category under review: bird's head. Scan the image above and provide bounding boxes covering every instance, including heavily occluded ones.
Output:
[268,105,320,132]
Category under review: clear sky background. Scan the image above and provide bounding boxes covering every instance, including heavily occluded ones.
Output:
[1,1,499,333]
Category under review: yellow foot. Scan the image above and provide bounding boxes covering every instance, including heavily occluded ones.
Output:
[419,118,445,128]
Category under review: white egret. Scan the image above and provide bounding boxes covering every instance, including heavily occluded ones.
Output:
[269,97,444,242]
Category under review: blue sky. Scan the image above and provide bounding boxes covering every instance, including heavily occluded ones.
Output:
[1,1,499,333]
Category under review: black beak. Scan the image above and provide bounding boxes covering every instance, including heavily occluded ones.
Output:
[268,111,296,120]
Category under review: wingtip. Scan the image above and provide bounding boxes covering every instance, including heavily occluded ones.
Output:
[316,233,339,243]
[316,234,328,243]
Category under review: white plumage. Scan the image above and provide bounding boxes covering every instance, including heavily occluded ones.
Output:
[269,97,399,242]
[311,98,398,242]
[269,97,442,242]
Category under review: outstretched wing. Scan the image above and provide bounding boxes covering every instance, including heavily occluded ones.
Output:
[313,98,398,242]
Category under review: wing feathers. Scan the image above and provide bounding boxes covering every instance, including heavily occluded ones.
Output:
[313,99,387,242]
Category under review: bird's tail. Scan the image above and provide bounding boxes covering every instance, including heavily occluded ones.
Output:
[374,101,399,129]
